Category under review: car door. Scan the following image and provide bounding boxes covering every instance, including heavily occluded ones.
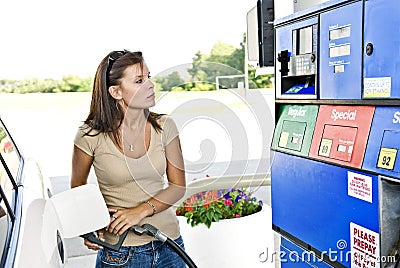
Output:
[0,117,65,268]
[0,117,24,268]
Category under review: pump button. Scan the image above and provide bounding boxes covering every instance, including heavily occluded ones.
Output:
[366,43,374,56]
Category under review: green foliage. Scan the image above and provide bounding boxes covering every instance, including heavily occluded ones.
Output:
[186,41,244,90]
[0,128,6,143]
[176,188,263,228]
[210,34,246,73]
[0,75,93,94]
[59,75,92,92]
[248,67,273,89]
[207,42,237,68]
[184,82,215,91]
[153,71,185,91]
[187,51,203,81]
[166,82,215,92]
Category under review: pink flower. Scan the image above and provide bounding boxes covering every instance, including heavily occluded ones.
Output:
[235,214,241,218]
[224,199,233,206]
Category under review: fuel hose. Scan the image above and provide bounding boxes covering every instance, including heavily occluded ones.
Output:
[82,223,197,268]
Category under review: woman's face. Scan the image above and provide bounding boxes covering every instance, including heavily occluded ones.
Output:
[118,62,155,109]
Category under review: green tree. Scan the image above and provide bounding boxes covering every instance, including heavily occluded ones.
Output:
[186,41,244,90]
[187,51,203,81]
[207,41,236,66]
[226,33,246,73]
[60,75,92,92]
[0,75,93,94]
[153,71,185,91]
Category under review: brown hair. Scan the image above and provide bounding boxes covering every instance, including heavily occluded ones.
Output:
[82,50,163,148]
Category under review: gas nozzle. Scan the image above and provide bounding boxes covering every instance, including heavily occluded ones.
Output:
[82,223,197,268]
[81,224,168,251]
[130,225,147,236]
[278,50,291,75]
[132,223,168,242]
[80,230,128,251]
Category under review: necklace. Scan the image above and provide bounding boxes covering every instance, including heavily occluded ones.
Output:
[123,132,141,152]
[121,122,147,152]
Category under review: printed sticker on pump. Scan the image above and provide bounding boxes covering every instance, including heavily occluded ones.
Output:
[377,147,397,170]
[279,132,289,148]
[318,138,332,157]
[347,171,372,203]
[364,77,391,97]
[350,222,380,268]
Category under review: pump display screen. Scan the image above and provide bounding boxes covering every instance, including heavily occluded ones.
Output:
[296,26,313,55]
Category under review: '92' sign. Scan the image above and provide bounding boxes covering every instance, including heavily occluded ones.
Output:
[377,148,397,170]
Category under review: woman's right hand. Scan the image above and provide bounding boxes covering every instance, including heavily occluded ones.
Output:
[83,229,104,251]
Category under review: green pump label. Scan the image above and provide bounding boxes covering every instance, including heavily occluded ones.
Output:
[272,105,319,157]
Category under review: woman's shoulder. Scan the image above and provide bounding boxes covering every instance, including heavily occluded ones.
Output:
[156,114,173,123]
[77,123,101,135]
[74,123,107,155]
[157,114,176,129]
[75,123,104,142]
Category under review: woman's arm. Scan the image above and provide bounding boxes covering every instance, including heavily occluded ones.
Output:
[70,145,93,188]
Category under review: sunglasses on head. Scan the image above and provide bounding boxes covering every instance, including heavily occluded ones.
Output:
[106,50,128,86]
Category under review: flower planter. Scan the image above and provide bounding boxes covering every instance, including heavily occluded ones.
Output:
[178,206,275,268]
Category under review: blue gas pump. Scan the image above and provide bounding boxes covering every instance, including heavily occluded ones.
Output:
[256,0,400,267]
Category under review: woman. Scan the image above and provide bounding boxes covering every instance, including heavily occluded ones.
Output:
[70,50,187,267]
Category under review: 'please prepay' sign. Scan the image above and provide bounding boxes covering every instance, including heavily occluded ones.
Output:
[350,222,379,268]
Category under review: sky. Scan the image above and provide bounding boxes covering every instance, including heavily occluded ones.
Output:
[0,0,257,80]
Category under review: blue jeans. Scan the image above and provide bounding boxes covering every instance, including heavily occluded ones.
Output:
[95,236,187,268]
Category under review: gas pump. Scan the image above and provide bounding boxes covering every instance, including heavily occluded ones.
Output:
[249,0,400,267]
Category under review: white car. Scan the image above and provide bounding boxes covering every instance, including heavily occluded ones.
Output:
[0,117,108,268]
